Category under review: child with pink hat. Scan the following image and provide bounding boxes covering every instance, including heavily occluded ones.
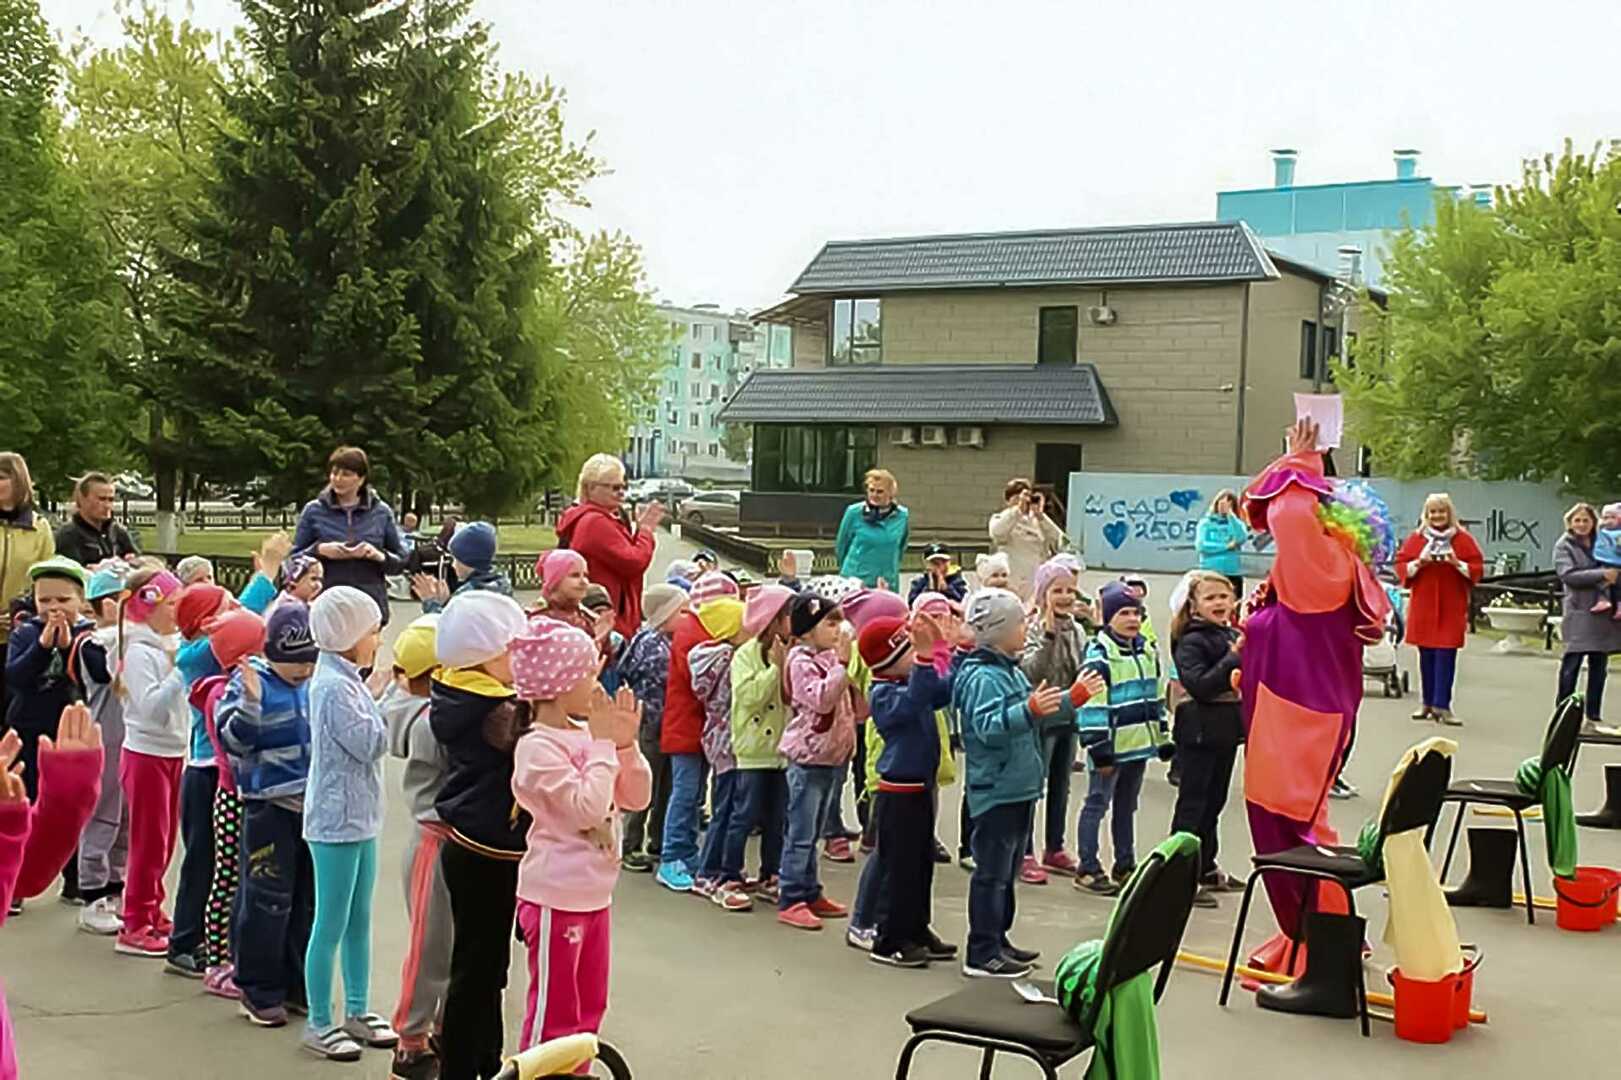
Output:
[510,620,650,1052]
[533,550,598,640]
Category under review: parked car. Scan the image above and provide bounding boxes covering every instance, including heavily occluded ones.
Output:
[112,472,154,500]
[677,490,741,528]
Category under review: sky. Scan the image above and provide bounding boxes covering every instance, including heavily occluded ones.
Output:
[38,0,1621,313]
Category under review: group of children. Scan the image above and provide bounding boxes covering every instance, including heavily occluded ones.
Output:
[3,525,1255,1076]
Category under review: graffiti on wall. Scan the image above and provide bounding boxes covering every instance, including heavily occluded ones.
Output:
[1082,489,1204,551]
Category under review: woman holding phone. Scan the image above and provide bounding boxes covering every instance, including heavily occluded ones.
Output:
[988,478,1064,602]
[292,446,407,625]
[1395,493,1483,725]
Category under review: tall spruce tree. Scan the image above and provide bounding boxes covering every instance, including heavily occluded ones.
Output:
[0,0,124,499]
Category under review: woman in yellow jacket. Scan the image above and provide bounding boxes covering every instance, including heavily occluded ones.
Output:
[1,453,56,704]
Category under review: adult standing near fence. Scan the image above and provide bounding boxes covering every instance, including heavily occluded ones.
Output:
[292,446,407,625]
[834,469,909,590]
[1554,502,1620,723]
[53,471,138,568]
[1,452,56,707]
[555,453,663,639]
[1195,489,1250,595]
[988,478,1062,602]
[1395,494,1484,726]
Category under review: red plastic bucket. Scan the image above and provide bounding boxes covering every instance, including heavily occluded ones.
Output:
[1552,867,1621,932]
[1390,967,1457,1044]
[1452,947,1482,1031]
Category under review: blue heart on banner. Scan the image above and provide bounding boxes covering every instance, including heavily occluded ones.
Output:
[1168,489,1201,511]
[1103,521,1129,549]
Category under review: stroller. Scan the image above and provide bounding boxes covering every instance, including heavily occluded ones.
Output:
[1363,582,1410,698]
[495,1033,631,1080]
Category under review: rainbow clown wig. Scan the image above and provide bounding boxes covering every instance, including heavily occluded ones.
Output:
[1241,469,1396,573]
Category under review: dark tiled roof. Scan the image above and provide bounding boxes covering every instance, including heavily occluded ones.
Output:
[789,222,1279,293]
[717,364,1116,426]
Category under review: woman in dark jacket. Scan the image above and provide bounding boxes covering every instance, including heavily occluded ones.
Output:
[1167,571,1244,906]
[1554,502,1621,721]
[292,446,406,625]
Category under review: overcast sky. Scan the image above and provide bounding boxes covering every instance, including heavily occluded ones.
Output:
[40,0,1621,312]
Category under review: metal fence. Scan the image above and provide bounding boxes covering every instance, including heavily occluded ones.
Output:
[146,552,550,595]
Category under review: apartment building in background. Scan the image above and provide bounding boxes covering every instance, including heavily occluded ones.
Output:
[626,303,792,482]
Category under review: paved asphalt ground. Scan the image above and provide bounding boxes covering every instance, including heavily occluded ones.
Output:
[8,536,1620,1078]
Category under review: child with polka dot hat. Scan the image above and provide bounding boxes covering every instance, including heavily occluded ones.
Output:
[509,619,650,1052]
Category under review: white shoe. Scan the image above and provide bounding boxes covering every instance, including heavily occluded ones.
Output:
[78,895,123,936]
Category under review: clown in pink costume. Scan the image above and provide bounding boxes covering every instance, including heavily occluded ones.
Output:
[1237,420,1392,963]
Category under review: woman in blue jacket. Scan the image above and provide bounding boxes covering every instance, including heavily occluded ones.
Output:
[1194,489,1249,595]
[835,469,909,590]
[292,446,407,625]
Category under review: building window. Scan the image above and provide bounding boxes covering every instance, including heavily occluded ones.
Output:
[666,409,678,425]
[708,442,720,458]
[1322,327,1340,383]
[752,425,878,494]
[708,384,719,401]
[689,381,700,398]
[1038,306,1079,365]
[830,298,881,365]
[691,352,702,370]
[1299,320,1318,380]
[689,411,700,430]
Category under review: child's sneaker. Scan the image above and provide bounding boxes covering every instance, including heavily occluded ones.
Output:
[846,925,875,951]
[390,1048,438,1080]
[78,895,123,935]
[962,955,1032,980]
[751,875,780,904]
[164,950,205,978]
[870,943,929,969]
[1041,850,1079,876]
[710,882,753,912]
[691,876,717,900]
[1201,869,1245,893]
[932,839,952,864]
[620,852,655,874]
[924,929,958,961]
[777,902,822,931]
[656,859,695,893]
[1002,942,1041,965]
[1593,599,1613,613]
[240,999,289,1028]
[1074,872,1121,896]
[6,899,21,917]
[808,895,848,919]
[203,964,242,1000]
[957,851,975,872]
[1110,864,1137,885]
[343,1012,400,1049]
[302,1025,364,1062]
[152,910,173,936]
[1192,886,1220,909]
[822,837,854,863]
[1018,855,1049,885]
[115,928,169,957]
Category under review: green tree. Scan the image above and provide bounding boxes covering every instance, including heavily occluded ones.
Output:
[62,3,233,542]
[1337,141,1621,490]
[0,0,124,500]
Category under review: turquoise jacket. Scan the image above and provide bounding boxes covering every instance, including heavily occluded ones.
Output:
[1195,512,1248,577]
[835,502,909,588]
[953,647,1076,818]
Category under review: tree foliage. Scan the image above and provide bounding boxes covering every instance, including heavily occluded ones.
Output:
[1337,141,1621,491]
[0,0,124,498]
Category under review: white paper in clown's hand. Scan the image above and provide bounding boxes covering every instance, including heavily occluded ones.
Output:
[1293,394,1343,450]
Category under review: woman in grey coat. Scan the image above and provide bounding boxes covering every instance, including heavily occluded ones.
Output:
[1553,502,1620,720]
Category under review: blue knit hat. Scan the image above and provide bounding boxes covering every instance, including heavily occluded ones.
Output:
[265,602,318,663]
[1098,582,1142,626]
[448,521,498,572]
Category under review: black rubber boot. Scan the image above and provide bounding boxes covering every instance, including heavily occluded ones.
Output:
[1444,828,1516,908]
[1576,763,1621,829]
[1255,912,1364,1020]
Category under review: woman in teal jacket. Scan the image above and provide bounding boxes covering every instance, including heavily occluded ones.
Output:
[835,469,909,590]
[1195,489,1249,595]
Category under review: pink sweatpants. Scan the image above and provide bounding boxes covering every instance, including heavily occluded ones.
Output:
[119,750,182,936]
[517,900,611,1054]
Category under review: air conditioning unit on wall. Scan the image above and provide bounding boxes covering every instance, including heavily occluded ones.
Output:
[919,425,948,447]
[889,426,916,446]
[1087,304,1117,326]
[955,426,985,448]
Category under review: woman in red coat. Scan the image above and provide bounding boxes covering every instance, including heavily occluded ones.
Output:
[1396,494,1484,725]
[554,454,665,639]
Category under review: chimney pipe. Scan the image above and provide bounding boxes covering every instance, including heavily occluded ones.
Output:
[1337,245,1364,286]
[1271,148,1298,188]
[1394,149,1420,180]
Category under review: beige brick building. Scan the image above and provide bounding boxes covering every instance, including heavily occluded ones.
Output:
[721,223,1369,532]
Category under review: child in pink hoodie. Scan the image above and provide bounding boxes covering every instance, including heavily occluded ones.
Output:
[509,619,651,1054]
[1,704,104,1080]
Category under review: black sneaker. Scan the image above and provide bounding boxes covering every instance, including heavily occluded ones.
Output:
[164,951,205,979]
[1111,864,1137,885]
[1002,942,1041,965]
[1074,872,1121,896]
[870,944,930,969]
[932,839,952,864]
[620,852,656,874]
[1191,887,1220,910]
[239,998,289,1028]
[391,1048,439,1080]
[7,899,22,917]
[1329,778,1359,800]
[924,929,959,962]
[962,955,1033,979]
[1201,869,1245,893]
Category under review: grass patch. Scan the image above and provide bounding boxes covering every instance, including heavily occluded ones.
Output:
[169,525,557,558]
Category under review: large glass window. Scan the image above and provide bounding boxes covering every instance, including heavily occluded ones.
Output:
[830,298,881,365]
[752,425,877,493]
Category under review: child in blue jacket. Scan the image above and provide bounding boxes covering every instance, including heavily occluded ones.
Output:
[953,589,1102,979]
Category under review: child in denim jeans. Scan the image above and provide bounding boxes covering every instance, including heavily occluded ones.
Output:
[776,593,860,932]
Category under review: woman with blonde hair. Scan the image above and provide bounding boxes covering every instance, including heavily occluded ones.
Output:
[1394,493,1483,725]
[835,469,909,590]
[555,454,664,638]
[0,452,55,706]
[1553,501,1621,721]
